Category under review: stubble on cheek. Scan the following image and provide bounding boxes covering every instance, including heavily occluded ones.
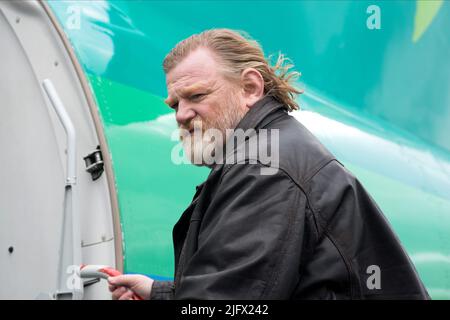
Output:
[179,91,247,165]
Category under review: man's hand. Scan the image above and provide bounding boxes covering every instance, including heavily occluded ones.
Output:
[108,274,154,300]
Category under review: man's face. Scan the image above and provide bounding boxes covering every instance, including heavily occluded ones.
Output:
[165,48,248,166]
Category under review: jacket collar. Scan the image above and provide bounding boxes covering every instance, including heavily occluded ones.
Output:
[234,95,286,132]
[208,96,286,171]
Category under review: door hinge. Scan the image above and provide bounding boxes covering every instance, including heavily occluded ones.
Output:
[83,146,104,181]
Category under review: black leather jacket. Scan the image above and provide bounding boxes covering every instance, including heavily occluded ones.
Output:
[150,96,430,300]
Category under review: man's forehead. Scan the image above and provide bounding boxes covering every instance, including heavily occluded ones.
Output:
[168,76,211,91]
[166,48,220,84]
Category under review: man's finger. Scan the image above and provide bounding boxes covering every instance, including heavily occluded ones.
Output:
[108,284,117,292]
[119,290,134,300]
[108,275,135,288]
[112,287,127,300]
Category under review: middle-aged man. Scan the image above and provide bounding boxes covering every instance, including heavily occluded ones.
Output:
[108,29,430,300]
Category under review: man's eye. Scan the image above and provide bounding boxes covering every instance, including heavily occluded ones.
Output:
[190,93,205,101]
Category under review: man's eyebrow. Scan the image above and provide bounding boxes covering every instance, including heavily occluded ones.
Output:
[180,82,208,95]
[165,82,209,106]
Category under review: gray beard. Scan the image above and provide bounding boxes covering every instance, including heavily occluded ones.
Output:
[181,101,247,167]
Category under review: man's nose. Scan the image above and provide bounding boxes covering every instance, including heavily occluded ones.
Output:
[175,101,196,126]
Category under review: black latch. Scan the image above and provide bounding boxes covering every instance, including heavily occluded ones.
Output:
[83,146,104,181]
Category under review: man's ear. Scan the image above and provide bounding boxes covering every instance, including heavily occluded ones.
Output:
[240,68,264,109]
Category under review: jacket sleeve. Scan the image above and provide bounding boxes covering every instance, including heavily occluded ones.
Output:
[174,163,308,299]
[308,160,430,299]
[150,280,175,300]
